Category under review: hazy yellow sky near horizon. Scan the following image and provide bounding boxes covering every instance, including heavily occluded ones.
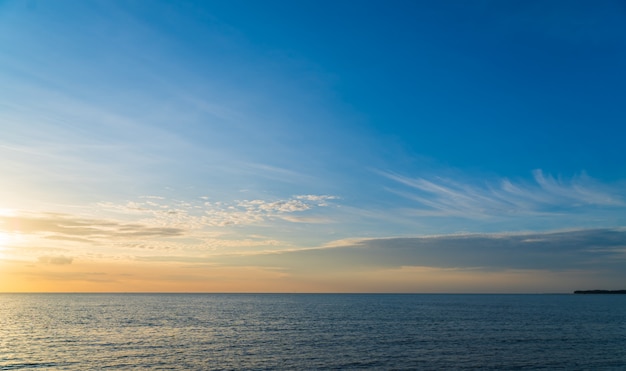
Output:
[0,254,606,293]
[0,212,620,293]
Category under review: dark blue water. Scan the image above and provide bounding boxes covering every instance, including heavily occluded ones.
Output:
[1,294,625,370]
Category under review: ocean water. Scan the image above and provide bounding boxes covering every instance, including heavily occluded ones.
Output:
[1,294,625,370]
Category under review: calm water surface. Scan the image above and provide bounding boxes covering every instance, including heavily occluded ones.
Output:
[1,294,625,370]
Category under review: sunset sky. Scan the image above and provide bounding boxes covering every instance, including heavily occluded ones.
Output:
[1,0,625,292]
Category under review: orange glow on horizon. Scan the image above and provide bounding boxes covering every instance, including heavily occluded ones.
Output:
[0,258,602,294]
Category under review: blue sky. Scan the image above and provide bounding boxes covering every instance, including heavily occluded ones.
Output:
[1,0,625,292]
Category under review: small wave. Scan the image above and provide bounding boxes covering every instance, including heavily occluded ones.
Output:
[1,362,76,370]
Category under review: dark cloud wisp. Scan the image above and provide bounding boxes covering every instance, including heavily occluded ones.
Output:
[0,213,185,242]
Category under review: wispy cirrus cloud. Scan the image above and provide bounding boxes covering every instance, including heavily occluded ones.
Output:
[381,169,625,219]
[97,194,338,227]
[236,162,317,184]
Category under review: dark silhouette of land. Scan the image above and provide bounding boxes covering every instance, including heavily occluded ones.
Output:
[574,290,626,294]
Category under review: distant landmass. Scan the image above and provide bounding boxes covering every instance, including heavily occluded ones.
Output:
[574,290,626,294]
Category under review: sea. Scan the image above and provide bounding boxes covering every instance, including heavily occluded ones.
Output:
[1,294,625,370]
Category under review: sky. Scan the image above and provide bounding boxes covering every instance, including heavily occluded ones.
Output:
[1,0,625,293]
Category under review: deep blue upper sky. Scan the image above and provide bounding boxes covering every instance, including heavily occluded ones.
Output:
[175,0,626,178]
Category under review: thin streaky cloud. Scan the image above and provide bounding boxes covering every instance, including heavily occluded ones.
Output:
[532,170,623,206]
[279,215,333,224]
[0,213,185,242]
[38,255,74,265]
[381,170,625,219]
[236,161,318,184]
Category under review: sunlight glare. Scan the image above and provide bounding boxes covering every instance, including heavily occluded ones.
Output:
[0,232,13,259]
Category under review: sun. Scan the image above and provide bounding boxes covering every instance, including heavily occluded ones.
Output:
[0,232,12,259]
